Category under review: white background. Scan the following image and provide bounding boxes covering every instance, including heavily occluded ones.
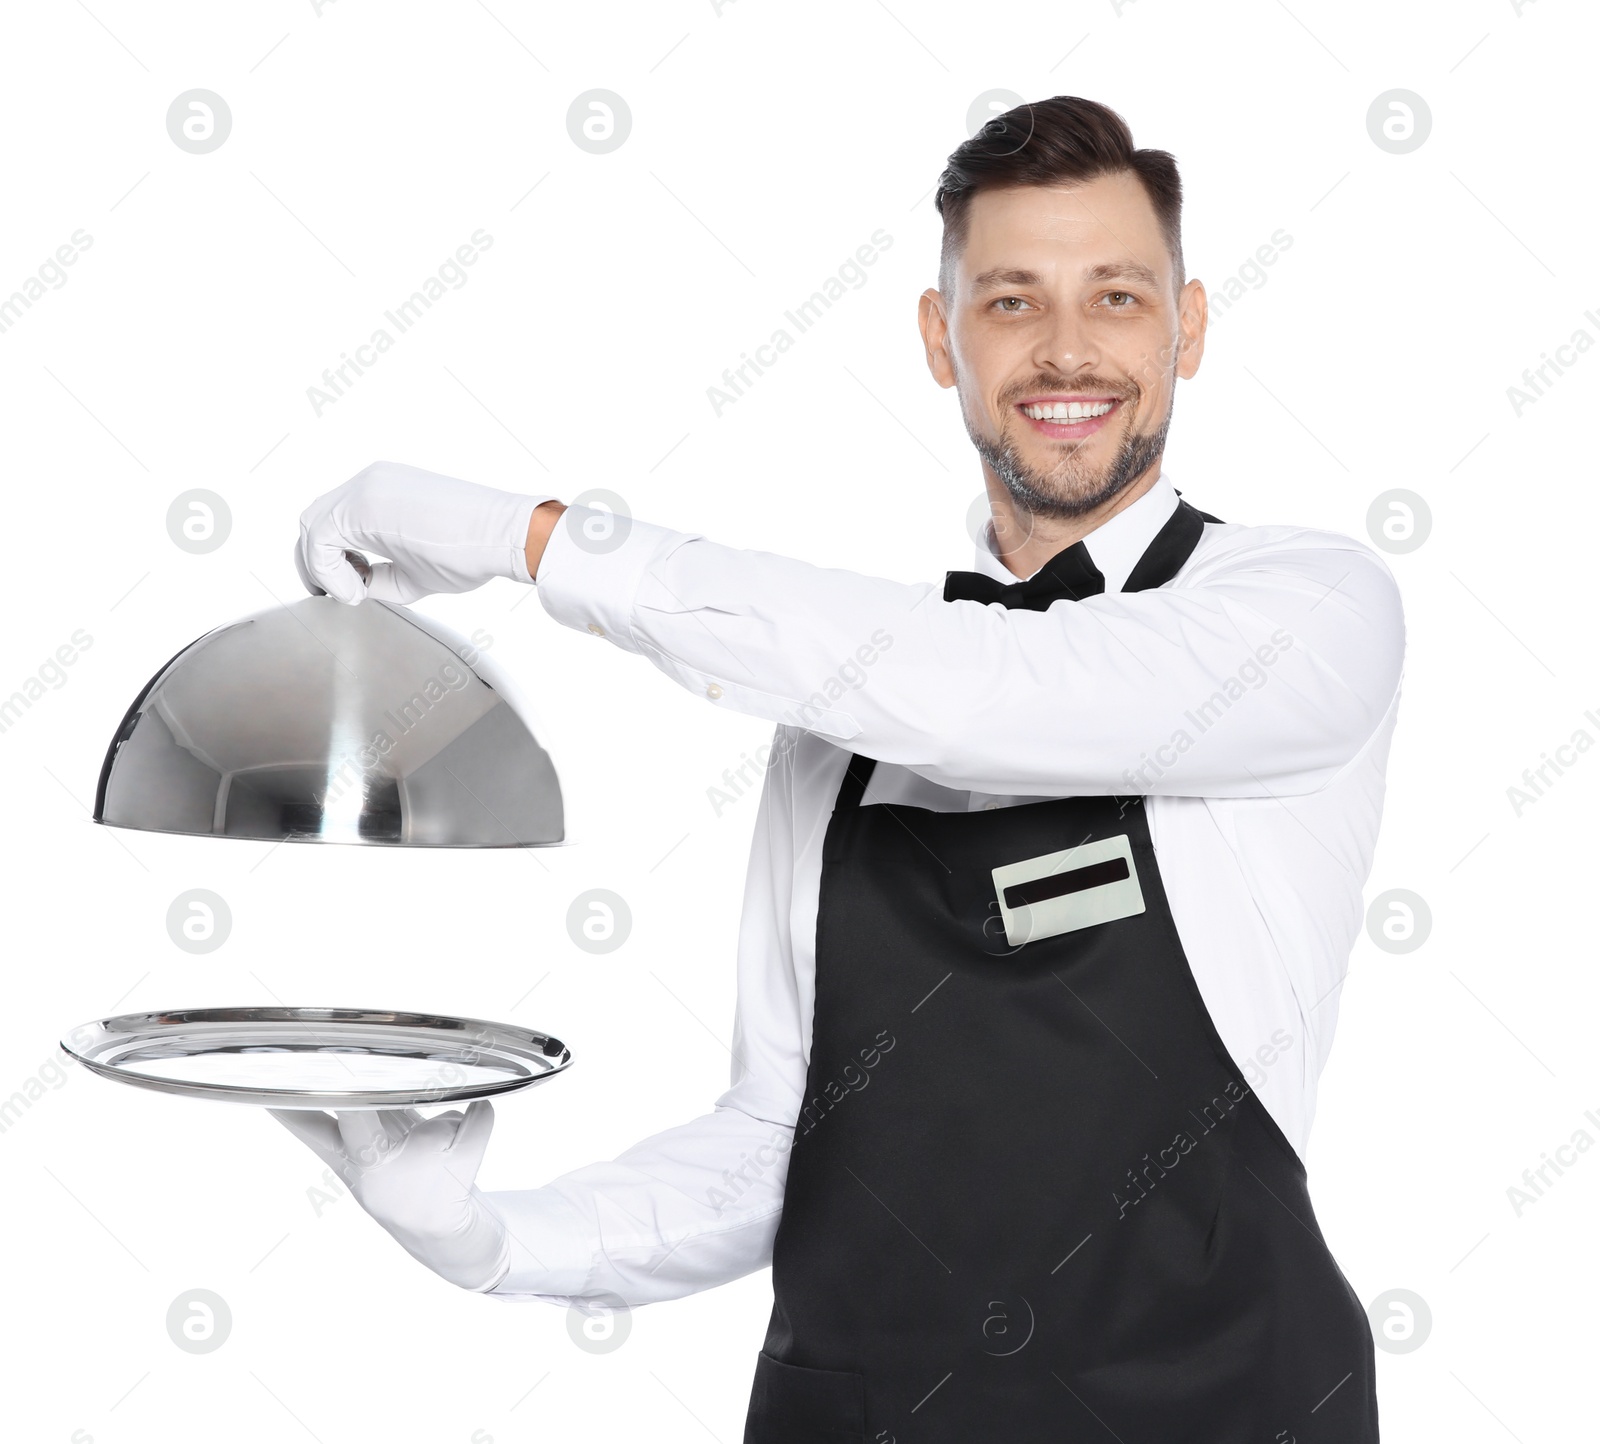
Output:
[1,0,1595,1439]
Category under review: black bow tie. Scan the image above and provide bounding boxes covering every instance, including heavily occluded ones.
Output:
[943,499,1216,609]
[944,540,1103,608]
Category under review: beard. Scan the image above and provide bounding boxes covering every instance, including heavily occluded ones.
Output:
[959,372,1175,522]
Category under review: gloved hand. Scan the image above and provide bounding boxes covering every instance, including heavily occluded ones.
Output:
[295,460,557,604]
[271,1101,510,1290]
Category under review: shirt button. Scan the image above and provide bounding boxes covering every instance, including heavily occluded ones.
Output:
[706,683,724,700]
[586,622,604,636]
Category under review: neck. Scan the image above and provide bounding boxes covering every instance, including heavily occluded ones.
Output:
[986,461,1163,579]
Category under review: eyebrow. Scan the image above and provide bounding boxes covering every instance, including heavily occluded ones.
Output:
[970,261,1162,293]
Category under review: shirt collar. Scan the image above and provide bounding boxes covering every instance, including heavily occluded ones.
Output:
[971,471,1181,595]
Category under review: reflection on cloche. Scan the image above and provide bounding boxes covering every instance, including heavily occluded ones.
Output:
[95,597,563,847]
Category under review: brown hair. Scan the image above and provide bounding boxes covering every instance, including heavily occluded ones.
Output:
[934,96,1184,296]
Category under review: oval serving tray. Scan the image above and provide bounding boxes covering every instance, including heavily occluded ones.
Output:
[60,1006,572,1110]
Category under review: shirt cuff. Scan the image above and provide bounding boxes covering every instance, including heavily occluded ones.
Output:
[535,503,694,656]
[506,494,540,585]
[478,1186,598,1299]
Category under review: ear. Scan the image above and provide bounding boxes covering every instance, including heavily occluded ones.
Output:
[1174,278,1208,380]
[918,288,957,389]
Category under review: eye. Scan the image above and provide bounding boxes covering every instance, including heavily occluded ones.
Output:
[992,295,1034,312]
[1100,291,1137,308]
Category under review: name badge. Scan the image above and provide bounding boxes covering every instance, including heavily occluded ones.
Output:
[990,834,1145,947]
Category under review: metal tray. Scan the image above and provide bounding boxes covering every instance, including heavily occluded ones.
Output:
[60,1007,572,1109]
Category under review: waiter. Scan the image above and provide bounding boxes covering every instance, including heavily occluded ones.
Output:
[280,96,1402,1441]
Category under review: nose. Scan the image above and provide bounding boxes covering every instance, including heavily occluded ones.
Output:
[1032,303,1100,379]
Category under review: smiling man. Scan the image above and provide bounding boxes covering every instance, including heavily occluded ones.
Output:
[282,96,1402,1441]
[932,167,1191,540]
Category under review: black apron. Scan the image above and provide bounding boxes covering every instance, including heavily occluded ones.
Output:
[744,502,1379,1443]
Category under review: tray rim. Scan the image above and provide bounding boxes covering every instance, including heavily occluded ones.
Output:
[59,1005,574,1110]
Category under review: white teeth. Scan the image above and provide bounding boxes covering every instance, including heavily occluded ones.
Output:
[1023,400,1114,421]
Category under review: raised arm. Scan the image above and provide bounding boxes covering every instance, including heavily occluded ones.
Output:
[295,463,1404,803]
[531,503,1405,800]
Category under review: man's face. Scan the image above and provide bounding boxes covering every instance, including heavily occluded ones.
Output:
[920,171,1206,523]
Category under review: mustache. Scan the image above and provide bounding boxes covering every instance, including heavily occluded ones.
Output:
[1002,377,1137,405]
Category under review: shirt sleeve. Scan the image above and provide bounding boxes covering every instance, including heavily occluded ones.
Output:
[482,725,805,1307]
[533,505,1406,800]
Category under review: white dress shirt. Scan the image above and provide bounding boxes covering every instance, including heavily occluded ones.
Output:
[484,472,1406,1307]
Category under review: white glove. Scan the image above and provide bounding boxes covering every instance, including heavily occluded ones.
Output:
[271,1101,511,1290]
[295,460,556,605]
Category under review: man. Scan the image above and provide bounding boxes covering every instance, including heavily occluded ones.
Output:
[280,96,1402,1440]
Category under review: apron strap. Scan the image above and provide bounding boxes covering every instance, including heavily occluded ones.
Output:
[822,752,878,862]
[1122,498,1217,593]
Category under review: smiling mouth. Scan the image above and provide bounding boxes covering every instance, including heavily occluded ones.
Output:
[1014,395,1124,438]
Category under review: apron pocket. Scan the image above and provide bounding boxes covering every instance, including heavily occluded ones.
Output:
[743,1349,866,1443]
